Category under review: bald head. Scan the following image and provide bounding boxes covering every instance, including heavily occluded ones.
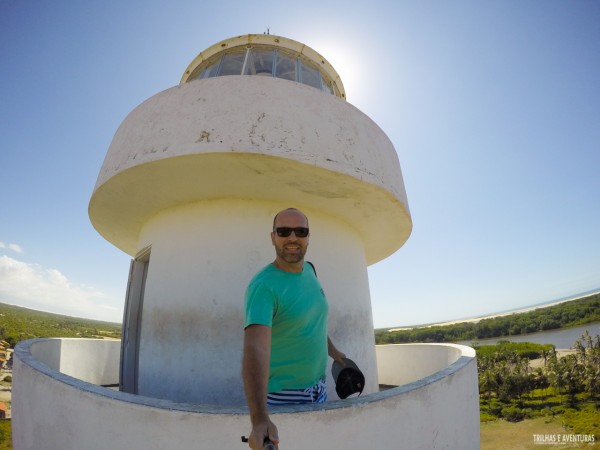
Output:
[272,208,309,230]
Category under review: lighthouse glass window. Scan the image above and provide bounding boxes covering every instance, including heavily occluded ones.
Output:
[218,50,246,76]
[275,51,297,81]
[188,48,336,96]
[198,60,220,79]
[300,64,321,89]
[244,49,274,76]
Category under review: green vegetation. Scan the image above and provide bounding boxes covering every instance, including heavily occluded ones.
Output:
[476,341,555,361]
[0,302,121,347]
[477,332,600,437]
[0,420,11,450]
[374,292,600,344]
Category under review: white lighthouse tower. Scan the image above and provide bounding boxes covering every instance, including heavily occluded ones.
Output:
[88,33,412,405]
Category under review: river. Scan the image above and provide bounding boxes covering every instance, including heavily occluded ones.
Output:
[456,321,600,349]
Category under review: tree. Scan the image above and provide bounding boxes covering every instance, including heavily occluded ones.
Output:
[574,338,586,365]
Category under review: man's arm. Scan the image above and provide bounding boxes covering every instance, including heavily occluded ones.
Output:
[242,324,279,450]
[328,335,346,365]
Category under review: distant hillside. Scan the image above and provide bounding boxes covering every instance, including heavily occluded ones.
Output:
[0,302,122,347]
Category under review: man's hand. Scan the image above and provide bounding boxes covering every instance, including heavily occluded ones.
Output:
[248,418,279,450]
[328,336,346,365]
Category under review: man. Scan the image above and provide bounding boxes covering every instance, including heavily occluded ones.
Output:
[242,208,345,450]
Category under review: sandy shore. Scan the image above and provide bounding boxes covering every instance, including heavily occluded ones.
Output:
[529,349,576,369]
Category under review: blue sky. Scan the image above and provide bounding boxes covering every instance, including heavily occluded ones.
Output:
[1,1,599,328]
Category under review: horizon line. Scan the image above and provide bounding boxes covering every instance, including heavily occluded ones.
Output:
[384,287,600,332]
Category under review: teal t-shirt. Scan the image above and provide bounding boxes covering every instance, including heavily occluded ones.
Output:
[244,262,329,393]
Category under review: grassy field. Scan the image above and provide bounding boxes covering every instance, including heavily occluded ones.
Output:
[481,417,596,449]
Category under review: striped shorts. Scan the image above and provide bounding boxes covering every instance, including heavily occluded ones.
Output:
[267,378,327,405]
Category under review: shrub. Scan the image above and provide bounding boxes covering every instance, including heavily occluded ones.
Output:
[486,399,503,416]
[501,406,526,422]
[480,412,497,422]
[541,407,554,417]
[563,404,600,435]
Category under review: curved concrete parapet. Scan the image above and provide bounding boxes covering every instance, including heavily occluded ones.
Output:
[12,339,479,449]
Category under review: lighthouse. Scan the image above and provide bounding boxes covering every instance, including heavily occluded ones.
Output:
[88,33,412,405]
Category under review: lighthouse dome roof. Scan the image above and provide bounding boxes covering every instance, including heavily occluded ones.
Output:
[181,34,346,100]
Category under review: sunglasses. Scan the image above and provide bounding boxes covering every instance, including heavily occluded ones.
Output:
[274,227,310,238]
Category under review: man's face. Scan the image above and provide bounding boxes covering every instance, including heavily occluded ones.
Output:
[271,210,310,265]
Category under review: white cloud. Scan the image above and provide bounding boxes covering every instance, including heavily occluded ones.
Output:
[8,243,23,253]
[0,242,24,253]
[0,255,122,323]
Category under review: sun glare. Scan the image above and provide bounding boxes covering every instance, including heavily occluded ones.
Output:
[312,39,366,103]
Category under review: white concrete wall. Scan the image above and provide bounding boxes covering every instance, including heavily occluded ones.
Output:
[377,343,466,387]
[12,339,479,450]
[28,338,121,385]
[136,199,378,404]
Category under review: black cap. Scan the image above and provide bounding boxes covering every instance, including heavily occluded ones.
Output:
[332,357,365,399]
